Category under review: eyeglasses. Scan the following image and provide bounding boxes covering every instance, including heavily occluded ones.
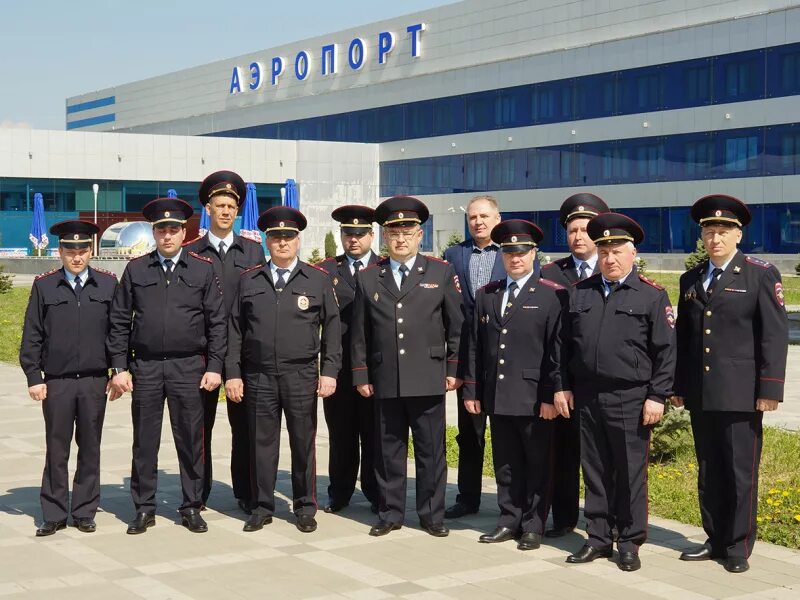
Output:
[385,230,418,241]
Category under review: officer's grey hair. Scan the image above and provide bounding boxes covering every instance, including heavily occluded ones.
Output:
[467,195,500,213]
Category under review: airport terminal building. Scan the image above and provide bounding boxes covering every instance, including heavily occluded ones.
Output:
[50,0,800,255]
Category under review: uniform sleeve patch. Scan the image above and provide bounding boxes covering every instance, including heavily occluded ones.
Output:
[453,274,461,293]
[665,305,675,328]
[189,251,213,263]
[775,282,785,307]
[539,278,565,290]
[746,256,772,269]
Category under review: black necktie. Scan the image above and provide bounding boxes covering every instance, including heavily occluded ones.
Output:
[73,275,82,296]
[503,281,517,316]
[399,264,409,290]
[218,241,227,261]
[607,280,619,295]
[706,267,724,295]
[163,258,173,272]
[353,260,363,275]
[276,268,289,290]
[579,262,590,280]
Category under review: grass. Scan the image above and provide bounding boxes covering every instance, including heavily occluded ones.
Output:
[441,424,800,549]
[0,287,30,364]
[646,271,800,306]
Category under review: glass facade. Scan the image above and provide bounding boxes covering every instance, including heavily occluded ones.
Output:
[209,43,800,144]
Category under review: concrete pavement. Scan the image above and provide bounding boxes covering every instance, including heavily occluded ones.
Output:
[1,362,800,599]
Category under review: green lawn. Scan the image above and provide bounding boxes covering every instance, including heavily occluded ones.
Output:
[646,271,800,306]
[0,287,30,364]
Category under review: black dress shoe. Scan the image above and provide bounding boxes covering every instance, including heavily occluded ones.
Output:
[680,544,715,561]
[181,509,208,533]
[566,544,613,563]
[618,552,641,572]
[323,501,348,514]
[724,557,749,573]
[444,502,478,519]
[243,514,272,532]
[73,518,96,533]
[296,515,317,533]
[35,519,67,537]
[478,526,517,544]
[421,522,449,537]
[237,499,253,515]
[517,532,542,551]
[369,520,402,536]
[127,512,155,535]
[544,525,574,538]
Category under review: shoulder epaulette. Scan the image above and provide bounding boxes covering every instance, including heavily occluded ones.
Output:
[318,257,337,268]
[479,280,503,293]
[746,256,772,269]
[189,251,213,264]
[182,235,202,247]
[34,268,60,281]
[376,257,390,266]
[92,266,118,279]
[539,278,565,290]
[639,275,664,290]
[361,262,380,272]
[306,262,330,274]
[240,263,264,277]
[130,253,150,262]
[426,256,448,265]
[541,261,558,270]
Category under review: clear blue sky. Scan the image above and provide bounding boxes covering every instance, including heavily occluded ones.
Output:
[0,0,452,130]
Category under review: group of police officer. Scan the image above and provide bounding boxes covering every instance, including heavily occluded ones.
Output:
[20,169,788,575]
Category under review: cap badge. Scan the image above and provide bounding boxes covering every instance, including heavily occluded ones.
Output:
[226,183,231,189]
[354,218,359,224]
[603,229,610,237]
[297,295,309,311]
[511,236,518,243]
[715,210,722,217]
[398,212,404,219]
[578,205,584,211]
[279,221,285,227]
[164,211,171,218]
[73,234,79,240]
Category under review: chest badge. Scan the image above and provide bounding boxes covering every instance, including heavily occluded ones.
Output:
[734,266,741,274]
[333,277,338,286]
[297,295,309,311]
[374,292,379,302]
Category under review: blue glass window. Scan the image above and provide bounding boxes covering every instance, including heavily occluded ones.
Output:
[464,153,489,191]
[466,91,496,132]
[433,96,465,136]
[406,101,434,139]
[715,50,765,103]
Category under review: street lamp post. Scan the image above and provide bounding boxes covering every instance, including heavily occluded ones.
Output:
[92,183,99,255]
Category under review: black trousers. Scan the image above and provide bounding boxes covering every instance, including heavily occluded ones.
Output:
[454,386,487,509]
[690,410,763,559]
[546,413,581,529]
[130,356,205,514]
[578,384,651,554]
[491,414,553,534]
[245,364,318,518]
[201,386,251,504]
[322,376,377,506]
[40,375,107,522]
[375,395,447,526]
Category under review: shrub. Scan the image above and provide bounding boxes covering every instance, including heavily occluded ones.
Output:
[441,232,463,258]
[685,238,708,270]
[307,248,323,265]
[650,403,694,462]
[0,265,13,294]
[324,231,337,258]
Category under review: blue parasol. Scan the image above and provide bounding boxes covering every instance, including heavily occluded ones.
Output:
[240,182,262,243]
[29,192,49,252]
[283,178,299,209]
[196,189,211,237]
[166,188,178,198]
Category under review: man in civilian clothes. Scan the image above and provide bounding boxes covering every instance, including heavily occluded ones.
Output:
[351,195,464,537]
[442,195,505,519]
[20,220,119,536]
[317,205,380,514]
[462,220,565,551]
[674,195,788,573]
[540,192,609,538]
[184,170,265,513]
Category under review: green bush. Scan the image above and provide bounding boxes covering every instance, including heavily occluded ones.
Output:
[0,265,13,294]
[635,255,648,277]
[685,238,708,270]
[650,403,694,462]
[307,248,323,265]
[440,232,463,258]
[324,231,337,258]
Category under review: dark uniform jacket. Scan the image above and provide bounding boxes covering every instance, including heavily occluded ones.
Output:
[106,250,226,373]
[443,241,505,378]
[225,261,342,379]
[462,266,568,416]
[675,251,788,411]
[350,254,464,400]
[317,253,380,375]
[20,267,118,385]
[565,267,676,402]
[541,255,581,289]
[183,233,265,316]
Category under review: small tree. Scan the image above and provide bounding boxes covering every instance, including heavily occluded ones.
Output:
[440,232,463,258]
[324,231,337,258]
[0,265,13,294]
[685,238,708,270]
[307,248,323,265]
[635,255,648,277]
[650,403,694,462]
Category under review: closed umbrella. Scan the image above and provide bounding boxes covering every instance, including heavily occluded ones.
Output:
[283,178,299,209]
[239,183,262,243]
[29,192,49,255]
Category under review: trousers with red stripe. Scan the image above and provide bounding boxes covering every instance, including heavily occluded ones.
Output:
[578,382,652,555]
[245,364,319,518]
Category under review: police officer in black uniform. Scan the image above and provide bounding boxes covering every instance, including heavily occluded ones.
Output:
[540,193,609,538]
[560,213,675,572]
[674,195,788,574]
[317,205,380,514]
[107,198,226,535]
[20,220,118,536]
[226,206,341,534]
[184,170,265,512]
[463,220,566,551]
[350,196,464,538]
